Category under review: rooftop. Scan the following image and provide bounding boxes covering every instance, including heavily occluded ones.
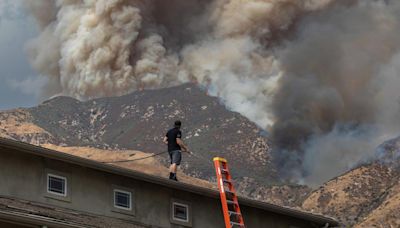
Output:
[0,137,339,227]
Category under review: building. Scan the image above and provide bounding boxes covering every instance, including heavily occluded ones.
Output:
[0,138,338,227]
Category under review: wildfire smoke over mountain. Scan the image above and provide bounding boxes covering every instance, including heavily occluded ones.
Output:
[25,0,400,185]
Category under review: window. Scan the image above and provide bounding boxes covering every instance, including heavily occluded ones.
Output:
[47,174,67,197]
[170,199,191,226]
[113,189,132,210]
[172,202,189,223]
[111,186,135,215]
[44,170,70,201]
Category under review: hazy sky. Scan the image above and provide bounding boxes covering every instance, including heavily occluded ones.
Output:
[0,0,43,111]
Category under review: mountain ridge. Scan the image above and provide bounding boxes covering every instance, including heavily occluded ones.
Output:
[2,83,400,226]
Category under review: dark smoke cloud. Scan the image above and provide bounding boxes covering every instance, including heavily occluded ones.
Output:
[272,0,400,185]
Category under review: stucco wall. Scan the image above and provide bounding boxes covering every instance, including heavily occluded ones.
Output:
[0,147,320,228]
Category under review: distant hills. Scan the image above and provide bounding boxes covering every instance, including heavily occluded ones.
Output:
[1,83,400,226]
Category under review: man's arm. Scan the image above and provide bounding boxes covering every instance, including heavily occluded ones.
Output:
[176,138,190,153]
[163,136,168,145]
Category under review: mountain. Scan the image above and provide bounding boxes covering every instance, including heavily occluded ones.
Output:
[302,163,397,225]
[2,83,400,226]
[0,108,54,143]
[302,137,400,226]
[2,84,298,203]
[26,84,275,183]
[355,178,400,227]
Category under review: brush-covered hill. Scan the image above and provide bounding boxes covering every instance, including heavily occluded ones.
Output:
[2,83,400,226]
[302,137,400,226]
[1,84,295,203]
[28,84,275,183]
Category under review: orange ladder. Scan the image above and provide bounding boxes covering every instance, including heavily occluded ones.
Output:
[213,157,245,228]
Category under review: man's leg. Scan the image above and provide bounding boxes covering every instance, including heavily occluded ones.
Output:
[169,163,177,180]
[170,163,177,173]
[169,151,175,179]
[169,150,181,181]
[169,163,176,179]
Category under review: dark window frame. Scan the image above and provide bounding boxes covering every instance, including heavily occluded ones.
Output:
[47,173,67,197]
[170,198,192,226]
[113,189,132,211]
[172,202,189,222]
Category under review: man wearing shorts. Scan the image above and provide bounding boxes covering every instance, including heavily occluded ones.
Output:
[163,120,189,181]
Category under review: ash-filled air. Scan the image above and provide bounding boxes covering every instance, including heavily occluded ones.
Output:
[24,0,400,185]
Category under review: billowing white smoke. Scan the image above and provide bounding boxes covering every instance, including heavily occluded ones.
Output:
[26,0,176,99]
[25,0,400,185]
[25,0,329,126]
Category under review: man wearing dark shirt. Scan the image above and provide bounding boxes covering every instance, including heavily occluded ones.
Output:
[163,120,189,181]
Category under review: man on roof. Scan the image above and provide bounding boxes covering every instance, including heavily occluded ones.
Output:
[163,120,190,181]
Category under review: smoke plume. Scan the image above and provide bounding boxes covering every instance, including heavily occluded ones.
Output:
[272,0,400,184]
[24,0,400,185]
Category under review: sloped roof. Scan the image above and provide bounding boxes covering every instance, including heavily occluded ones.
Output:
[0,137,339,226]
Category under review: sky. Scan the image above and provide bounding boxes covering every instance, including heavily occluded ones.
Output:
[0,0,43,111]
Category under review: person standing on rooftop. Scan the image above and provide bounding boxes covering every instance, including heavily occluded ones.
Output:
[163,120,190,181]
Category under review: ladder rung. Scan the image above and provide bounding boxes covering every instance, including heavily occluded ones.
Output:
[225,191,235,199]
[230,221,245,227]
[222,179,232,183]
[226,200,238,205]
[225,189,235,194]
[221,168,228,173]
[229,211,241,216]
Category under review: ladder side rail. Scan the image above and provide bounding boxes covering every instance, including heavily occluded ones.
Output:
[214,159,233,228]
[213,157,246,228]
[223,164,244,225]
